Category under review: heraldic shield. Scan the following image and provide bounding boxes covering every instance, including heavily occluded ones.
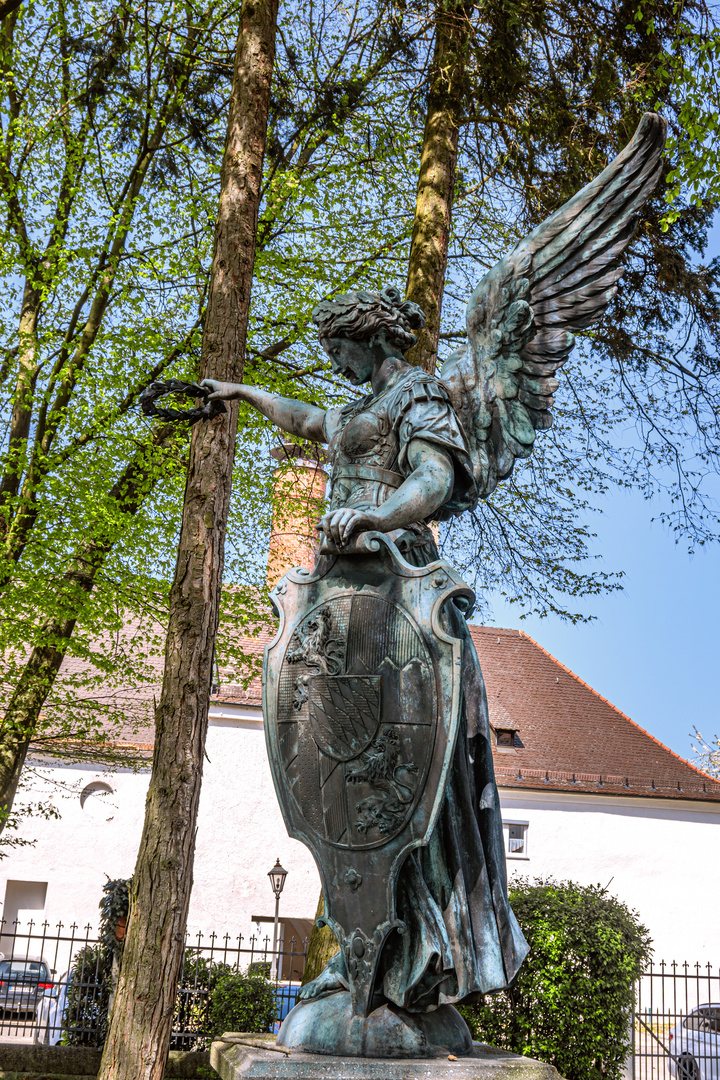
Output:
[263,532,475,1017]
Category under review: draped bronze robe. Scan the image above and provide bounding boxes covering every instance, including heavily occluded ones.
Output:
[313,366,529,1010]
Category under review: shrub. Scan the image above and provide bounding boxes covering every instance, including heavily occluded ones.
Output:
[172,950,233,1050]
[62,878,132,1046]
[247,960,271,977]
[459,878,652,1080]
[208,971,277,1037]
[62,944,110,1046]
[99,877,131,960]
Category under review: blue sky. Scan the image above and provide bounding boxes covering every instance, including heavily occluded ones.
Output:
[484,486,717,761]
[479,220,720,765]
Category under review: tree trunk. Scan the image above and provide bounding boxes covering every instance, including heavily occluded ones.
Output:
[404,0,471,374]
[96,2,278,1077]
[0,280,41,507]
[0,424,176,829]
[300,893,340,987]
[0,0,23,22]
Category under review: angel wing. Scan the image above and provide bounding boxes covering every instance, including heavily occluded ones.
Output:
[441,112,667,501]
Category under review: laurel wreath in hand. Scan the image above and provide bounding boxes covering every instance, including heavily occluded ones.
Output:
[138,379,227,424]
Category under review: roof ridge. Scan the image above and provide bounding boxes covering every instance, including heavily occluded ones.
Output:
[514,629,720,789]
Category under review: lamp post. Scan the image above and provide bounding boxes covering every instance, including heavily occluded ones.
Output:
[268,858,288,981]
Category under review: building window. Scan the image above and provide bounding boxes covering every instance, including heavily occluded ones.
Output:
[503,821,529,859]
[494,728,524,750]
[80,781,115,820]
[1,880,47,952]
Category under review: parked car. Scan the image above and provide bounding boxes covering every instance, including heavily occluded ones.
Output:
[669,1004,720,1080]
[273,982,300,1031]
[0,957,54,1019]
[34,971,69,1045]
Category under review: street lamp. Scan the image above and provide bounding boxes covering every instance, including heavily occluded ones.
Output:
[268,858,288,981]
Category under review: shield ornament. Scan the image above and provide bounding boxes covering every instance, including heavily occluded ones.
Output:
[308,675,382,761]
[263,532,474,1017]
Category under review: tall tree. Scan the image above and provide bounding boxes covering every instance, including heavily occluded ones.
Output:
[405,0,472,372]
[0,0,426,837]
[95,0,279,1074]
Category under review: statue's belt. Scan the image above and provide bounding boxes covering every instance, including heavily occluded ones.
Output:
[332,464,404,488]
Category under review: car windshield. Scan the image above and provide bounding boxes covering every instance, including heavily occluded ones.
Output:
[684,1007,720,1033]
[0,960,49,980]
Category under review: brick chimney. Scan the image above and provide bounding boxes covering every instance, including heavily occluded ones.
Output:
[267,442,329,587]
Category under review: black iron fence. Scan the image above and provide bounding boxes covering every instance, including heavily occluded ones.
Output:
[0,919,307,1049]
[632,963,720,1080]
[3,920,715,1074]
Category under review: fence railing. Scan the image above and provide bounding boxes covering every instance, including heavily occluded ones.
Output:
[4,922,715,1075]
[632,962,720,1080]
[0,919,308,1049]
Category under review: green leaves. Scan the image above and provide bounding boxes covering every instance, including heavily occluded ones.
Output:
[460,878,653,1080]
[209,971,278,1037]
[620,0,720,227]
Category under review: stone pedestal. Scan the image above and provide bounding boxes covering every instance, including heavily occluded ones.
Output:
[210,1033,564,1080]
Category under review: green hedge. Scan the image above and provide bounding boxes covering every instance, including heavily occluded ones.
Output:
[175,953,277,1048]
[459,878,652,1080]
[208,972,277,1037]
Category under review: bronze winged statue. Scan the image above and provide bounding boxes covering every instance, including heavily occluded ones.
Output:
[199,113,666,1057]
[442,112,667,498]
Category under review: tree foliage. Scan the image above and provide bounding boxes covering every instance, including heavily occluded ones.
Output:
[691,727,720,778]
[420,0,720,619]
[0,0,239,802]
[1,0,719,833]
[0,796,59,857]
[0,0,427,826]
[460,878,653,1080]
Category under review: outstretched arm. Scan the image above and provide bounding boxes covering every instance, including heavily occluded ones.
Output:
[319,439,453,546]
[201,379,327,443]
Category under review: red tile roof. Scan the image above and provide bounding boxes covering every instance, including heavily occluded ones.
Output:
[471,627,720,802]
[35,617,720,802]
[210,623,720,801]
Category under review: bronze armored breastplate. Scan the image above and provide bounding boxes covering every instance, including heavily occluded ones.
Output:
[329,395,402,512]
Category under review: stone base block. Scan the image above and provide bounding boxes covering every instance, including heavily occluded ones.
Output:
[210,1033,564,1080]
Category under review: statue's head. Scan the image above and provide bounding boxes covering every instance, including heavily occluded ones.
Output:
[312,287,426,385]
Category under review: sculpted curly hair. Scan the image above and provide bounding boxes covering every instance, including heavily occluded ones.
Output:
[312,286,426,352]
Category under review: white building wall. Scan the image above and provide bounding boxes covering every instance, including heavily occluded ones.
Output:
[499,788,720,963]
[1,759,147,935]
[2,705,718,966]
[1,705,321,946]
[189,705,320,940]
